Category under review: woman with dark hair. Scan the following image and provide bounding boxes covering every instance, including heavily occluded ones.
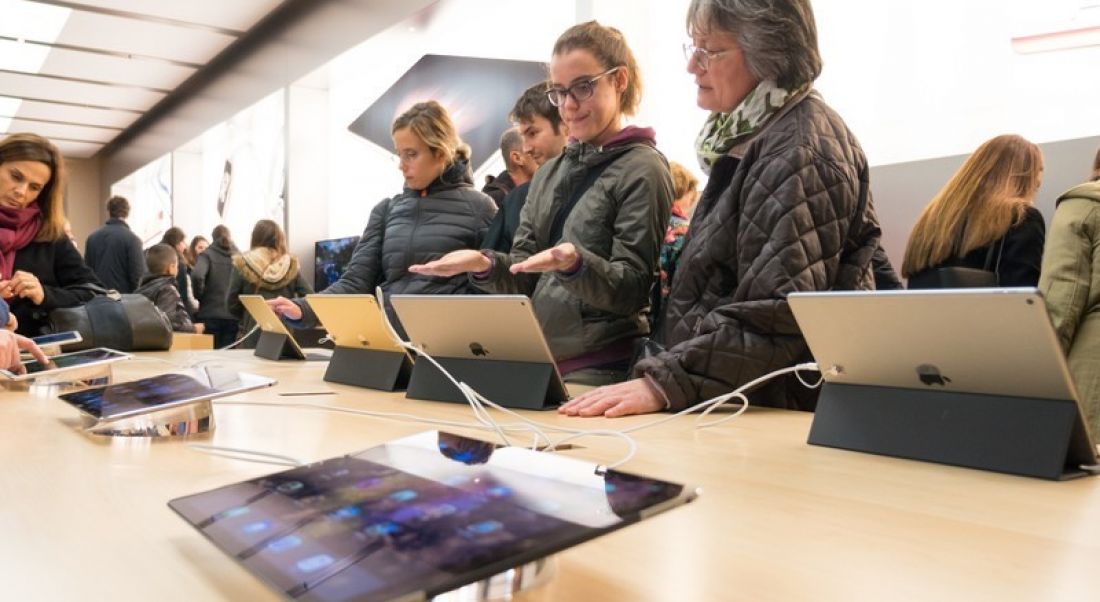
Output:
[1040,146,1100,442]
[159,226,198,313]
[0,133,103,336]
[903,135,1045,288]
[411,21,675,385]
[228,219,311,347]
[186,235,208,268]
[267,100,496,330]
[560,0,882,417]
[192,224,239,347]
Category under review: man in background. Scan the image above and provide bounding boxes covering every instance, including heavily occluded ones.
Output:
[84,195,144,293]
[482,128,536,207]
[482,83,569,253]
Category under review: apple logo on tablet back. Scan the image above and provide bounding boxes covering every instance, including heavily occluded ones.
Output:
[469,342,489,357]
[916,364,951,386]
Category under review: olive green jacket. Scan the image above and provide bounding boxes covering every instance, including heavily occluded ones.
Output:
[474,131,674,361]
[1039,180,1100,439]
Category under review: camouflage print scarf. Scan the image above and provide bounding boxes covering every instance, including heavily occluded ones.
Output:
[695,79,804,174]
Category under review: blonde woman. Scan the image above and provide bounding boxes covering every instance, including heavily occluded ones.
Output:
[267,101,496,330]
[903,134,1046,288]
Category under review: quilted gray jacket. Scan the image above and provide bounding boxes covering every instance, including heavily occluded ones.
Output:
[635,93,880,411]
[475,128,674,361]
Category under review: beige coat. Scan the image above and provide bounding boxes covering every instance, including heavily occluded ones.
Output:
[1039,180,1100,440]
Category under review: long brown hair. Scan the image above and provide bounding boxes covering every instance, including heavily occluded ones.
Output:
[0,133,67,242]
[902,134,1043,277]
[250,219,287,255]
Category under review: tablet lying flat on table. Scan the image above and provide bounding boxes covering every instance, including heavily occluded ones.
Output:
[58,369,276,421]
[0,347,130,381]
[170,430,698,602]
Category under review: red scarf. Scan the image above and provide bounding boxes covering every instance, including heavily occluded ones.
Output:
[0,205,42,279]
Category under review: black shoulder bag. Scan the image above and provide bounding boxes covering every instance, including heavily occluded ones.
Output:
[48,283,173,351]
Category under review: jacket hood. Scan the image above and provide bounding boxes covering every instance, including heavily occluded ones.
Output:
[410,158,475,195]
[565,125,658,166]
[232,247,300,289]
[136,274,173,292]
[1057,181,1100,205]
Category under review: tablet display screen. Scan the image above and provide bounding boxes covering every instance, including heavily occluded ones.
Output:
[17,348,127,376]
[58,370,275,419]
[169,431,696,601]
[60,373,218,418]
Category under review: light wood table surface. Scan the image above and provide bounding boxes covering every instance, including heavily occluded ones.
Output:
[2,349,1099,601]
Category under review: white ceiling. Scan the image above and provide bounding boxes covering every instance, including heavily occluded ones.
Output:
[0,0,287,159]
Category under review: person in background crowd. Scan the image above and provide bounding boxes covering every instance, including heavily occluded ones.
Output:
[159,226,197,314]
[411,21,675,386]
[136,244,199,334]
[266,100,496,332]
[1039,146,1100,443]
[186,235,209,267]
[658,161,699,300]
[482,83,571,254]
[0,133,103,337]
[228,219,311,347]
[903,134,1045,288]
[482,129,536,208]
[192,224,239,348]
[560,0,882,417]
[84,195,144,293]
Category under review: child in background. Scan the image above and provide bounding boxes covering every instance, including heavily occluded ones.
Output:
[136,244,202,334]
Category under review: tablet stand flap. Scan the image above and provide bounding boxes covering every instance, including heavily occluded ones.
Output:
[808,382,1085,480]
[254,331,302,361]
[405,356,561,410]
[324,346,411,391]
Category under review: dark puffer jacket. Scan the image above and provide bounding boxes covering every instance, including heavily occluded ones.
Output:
[635,93,881,411]
[193,242,237,321]
[475,127,674,361]
[293,159,496,328]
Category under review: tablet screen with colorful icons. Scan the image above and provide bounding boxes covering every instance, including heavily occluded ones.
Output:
[169,431,698,601]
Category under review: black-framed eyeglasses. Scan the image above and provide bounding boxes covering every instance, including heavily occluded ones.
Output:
[682,43,732,71]
[546,67,621,107]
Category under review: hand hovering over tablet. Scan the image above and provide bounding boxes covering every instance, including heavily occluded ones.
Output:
[266,296,302,321]
[0,330,48,374]
[559,378,664,418]
[408,250,491,277]
[409,243,581,277]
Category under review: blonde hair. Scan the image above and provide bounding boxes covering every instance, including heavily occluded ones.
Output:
[391,100,470,166]
[552,20,643,117]
[1091,146,1100,181]
[669,162,699,199]
[0,133,67,242]
[902,134,1043,277]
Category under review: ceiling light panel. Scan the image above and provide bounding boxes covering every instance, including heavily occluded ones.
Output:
[47,9,237,64]
[0,71,164,111]
[55,0,287,32]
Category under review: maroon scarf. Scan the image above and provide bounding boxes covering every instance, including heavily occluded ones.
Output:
[0,205,41,279]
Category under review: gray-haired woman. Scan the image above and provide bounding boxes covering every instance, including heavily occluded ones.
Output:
[561,0,884,417]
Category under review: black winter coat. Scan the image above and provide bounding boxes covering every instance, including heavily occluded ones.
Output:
[193,243,237,321]
[635,93,881,411]
[135,274,194,332]
[11,237,103,336]
[84,218,144,293]
[294,160,496,328]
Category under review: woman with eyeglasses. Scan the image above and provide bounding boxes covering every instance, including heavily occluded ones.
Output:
[267,101,496,332]
[411,21,674,385]
[558,0,883,417]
